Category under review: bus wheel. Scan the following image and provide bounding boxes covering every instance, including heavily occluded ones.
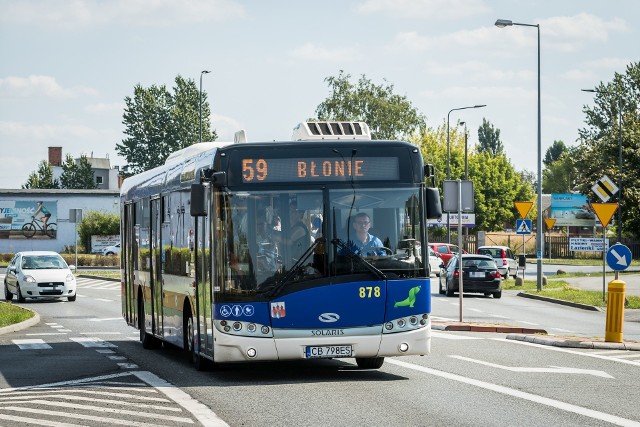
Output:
[185,309,208,371]
[355,357,384,369]
[139,299,158,349]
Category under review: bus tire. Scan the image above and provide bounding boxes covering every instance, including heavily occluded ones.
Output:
[185,307,208,371]
[355,357,384,369]
[139,297,158,349]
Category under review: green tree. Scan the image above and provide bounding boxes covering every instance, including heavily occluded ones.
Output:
[575,61,640,237]
[117,75,216,174]
[59,154,97,189]
[315,70,426,140]
[542,149,576,194]
[22,160,59,189]
[77,211,120,253]
[543,140,567,167]
[412,125,533,232]
[477,118,504,156]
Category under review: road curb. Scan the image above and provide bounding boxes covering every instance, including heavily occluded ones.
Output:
[507,333,640,351]
[0,305,40,336]
[432,322,547,335]
[517,292,602,311]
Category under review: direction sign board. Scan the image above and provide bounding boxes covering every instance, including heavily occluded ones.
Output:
[591,203,619,227]
[516,219,532,235]
[569,237,609,252]
[606,243,632,271]
[592,175,619,202]
[514,201,533,218]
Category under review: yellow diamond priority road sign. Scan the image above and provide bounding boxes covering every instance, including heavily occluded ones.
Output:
[514,201,533,219]
[591,203,619,227]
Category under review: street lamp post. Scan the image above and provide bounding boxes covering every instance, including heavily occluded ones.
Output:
[581,88,623,242]
[495,18,543,291]
[199,70,211,144]
[446,105,486,243]
[459,121,469,180]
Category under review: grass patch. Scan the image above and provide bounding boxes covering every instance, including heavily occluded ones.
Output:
[0,302,34,328]
[502,279,565,291]
[523,285,640,309]
[77,270,121,279]
[531,258,640,267]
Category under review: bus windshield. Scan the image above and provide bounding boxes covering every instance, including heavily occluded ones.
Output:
[216,186,425,300]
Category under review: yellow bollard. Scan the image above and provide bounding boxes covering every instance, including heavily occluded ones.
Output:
[605,279,626,343]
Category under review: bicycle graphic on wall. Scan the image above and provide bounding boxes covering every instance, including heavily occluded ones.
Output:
[22,217,57,238]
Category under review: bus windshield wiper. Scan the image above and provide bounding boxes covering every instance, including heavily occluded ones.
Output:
[267,237,324,298]
[332,238,387,281]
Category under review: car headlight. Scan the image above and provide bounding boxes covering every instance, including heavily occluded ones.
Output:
[25,275,36,283]
[65,274,75,282]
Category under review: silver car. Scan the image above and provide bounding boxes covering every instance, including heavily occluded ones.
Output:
[4,251,77,302]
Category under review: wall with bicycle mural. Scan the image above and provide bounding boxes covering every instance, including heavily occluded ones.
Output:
[0,190,119,254]
[0,200,58,239]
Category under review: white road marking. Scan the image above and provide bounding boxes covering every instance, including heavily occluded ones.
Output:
[0,413,85,427]
[387,359,640,427]
[517,321,540,326]
[611,353,640,359]
[1,406,186,426]
[497,338,640,367]
[118,363,139,369]
[88,317,122,322]
[431,331,482,340]
[95,349,116,354]
[25,333,67,336]
[133,371,229,427]
[95,298,114,302]
[488,314,509,319]
[81,332,121,335]
[550,327,575,333]
[108,356,127,361]
[468,308,483,313]
[450,355,614,378]
[69,337,117,348]
[13,339,52,350]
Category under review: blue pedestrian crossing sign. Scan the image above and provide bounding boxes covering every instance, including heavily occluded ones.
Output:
[606,243,632,271]
[516,219,532,235]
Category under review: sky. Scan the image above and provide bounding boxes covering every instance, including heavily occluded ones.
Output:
[1,0,638,189]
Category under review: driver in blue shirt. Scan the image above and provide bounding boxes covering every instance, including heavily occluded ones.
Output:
[351,213,384,256]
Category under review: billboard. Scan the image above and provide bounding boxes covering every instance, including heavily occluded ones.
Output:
[550,194,596,227]
[0,200,58,239]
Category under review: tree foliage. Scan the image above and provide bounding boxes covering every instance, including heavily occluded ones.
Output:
[477,118,504,156]
[575,61,640,237]
[117,75,216,174]
[77,211,120,253]
[315,70,426,140]
[59,154,97,189]
[542,147,577,194]
[543,140,567,167]
[22,161,59,189]
[412,124,533,232]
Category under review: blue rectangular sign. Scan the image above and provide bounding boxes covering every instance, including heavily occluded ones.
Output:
[516,219,532,235]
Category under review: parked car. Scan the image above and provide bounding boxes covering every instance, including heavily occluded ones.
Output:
[4,251,77,302]
[439,254,502,298]
[428,247,445,277]
[102,243,121,256]
[477,245,518,279]
[428,243,467,267]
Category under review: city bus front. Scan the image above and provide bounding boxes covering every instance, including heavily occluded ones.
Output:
[200,137,441,368]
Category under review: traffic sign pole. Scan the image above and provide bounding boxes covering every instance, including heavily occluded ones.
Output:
[602,226,606,301]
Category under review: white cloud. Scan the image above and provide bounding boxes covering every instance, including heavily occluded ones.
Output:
[85,102,125,114]
[355,0,489,19]
[0,0,245,28]
[0,121,105,141]
[561,69,598,81]
[393,27,532,53]
[290,43,360,62]
[540,13,629,52]
[0,75,98,99]
[211,114,244,142]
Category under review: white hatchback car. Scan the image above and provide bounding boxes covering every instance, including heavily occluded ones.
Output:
[4,251,77,302]
[102,243,121,256]
[476,246,518,279]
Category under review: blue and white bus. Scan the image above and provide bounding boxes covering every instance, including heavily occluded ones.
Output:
[120,121,442,370]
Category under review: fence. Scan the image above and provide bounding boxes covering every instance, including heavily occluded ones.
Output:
[429,232,640,259]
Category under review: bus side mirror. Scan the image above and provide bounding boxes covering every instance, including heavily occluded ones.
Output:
[190,184,206,217]
[425,187,443,220]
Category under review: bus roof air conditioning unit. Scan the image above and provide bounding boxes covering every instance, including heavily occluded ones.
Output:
[292,121,371,141]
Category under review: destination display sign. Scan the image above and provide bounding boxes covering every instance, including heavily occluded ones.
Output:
[241,157,400,183]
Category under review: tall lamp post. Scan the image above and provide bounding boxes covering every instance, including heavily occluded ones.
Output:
[495,18,543,291]
[199,70,211,144]
[446,104,486,243]
[581,88,623,242]
[459,121,469,179]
